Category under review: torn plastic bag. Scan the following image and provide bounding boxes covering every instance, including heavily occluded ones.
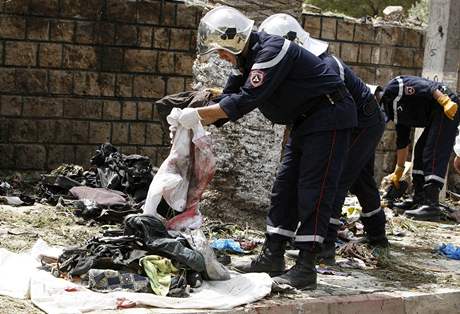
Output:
[438,243,460,260]
[0,181,11,195]
[0,195,34,206]
[143,107,216,230]
[181,229,230,281]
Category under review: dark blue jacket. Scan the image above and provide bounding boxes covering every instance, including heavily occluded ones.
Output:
[219,32,357,134]
[319,53,380,128]
[381,76,458,148]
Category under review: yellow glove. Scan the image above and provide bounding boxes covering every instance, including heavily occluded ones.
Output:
[387,165,404,189]
[437,94,458,120]
[206,87,223,98]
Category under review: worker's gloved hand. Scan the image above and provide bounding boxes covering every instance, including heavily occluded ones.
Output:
[205,87,223,98]
[384,165,405,189]
[178,108,202,129]
[437,94,458,120]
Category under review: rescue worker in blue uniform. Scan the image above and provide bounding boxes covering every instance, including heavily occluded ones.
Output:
[380,76,459,221]
[176,6,357,290]
[259,14,388,264]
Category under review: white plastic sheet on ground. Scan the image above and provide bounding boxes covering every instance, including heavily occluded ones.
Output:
[0,241,272,313]
[143,107,216,230]
[0,248,38,299]
[0,239,60,299]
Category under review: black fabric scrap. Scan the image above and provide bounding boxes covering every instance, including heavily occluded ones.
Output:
[124,214,206,272]
[155,90,228,134]
[58,235,147,276]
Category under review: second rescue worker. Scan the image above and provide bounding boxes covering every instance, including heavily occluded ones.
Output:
[175,6,357,289]
[258,13,389,264]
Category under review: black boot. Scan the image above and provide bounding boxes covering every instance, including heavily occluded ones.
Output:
[405,183,442,221]
[393,177,425,212]
[233,235,285,276]
[272,250,317,290]
[316,241,336,265]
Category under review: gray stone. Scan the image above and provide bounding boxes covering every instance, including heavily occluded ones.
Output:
[193,55,284,223]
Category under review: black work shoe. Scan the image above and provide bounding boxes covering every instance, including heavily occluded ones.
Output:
[393,192,424,212]
[393,199,417,212]
[405,205,441,221]
[405,183,442,221]
[233,237,286,276]
[272,250,317,290]
[317,242,335,265]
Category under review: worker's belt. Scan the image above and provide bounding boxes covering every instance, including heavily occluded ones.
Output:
[297,86,347,121]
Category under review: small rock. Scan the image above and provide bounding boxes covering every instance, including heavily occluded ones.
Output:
[383,6,404,22]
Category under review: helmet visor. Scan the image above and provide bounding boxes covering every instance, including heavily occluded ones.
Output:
[197,20,253,55]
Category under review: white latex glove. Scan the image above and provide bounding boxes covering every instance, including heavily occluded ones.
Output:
[178,108,202,129]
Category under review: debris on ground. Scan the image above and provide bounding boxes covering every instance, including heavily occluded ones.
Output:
[1,162,459,313]
[337,242,377,269]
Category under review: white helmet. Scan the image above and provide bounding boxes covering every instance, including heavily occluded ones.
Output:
[260,13,328,57]
[197,6,254,55]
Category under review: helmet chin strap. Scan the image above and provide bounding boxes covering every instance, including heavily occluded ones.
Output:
[236,54,246,69]
[235,39,250,69]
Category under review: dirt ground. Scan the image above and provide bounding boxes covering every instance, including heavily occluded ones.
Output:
[0,201,459,313]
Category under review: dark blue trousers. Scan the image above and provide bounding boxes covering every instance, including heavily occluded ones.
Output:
[267,128,352,252]
[412,109,459,189]
[325,117,386,244]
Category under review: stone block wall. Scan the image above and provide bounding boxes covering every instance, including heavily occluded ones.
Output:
[0,0,201,172]
[302,13,427,183]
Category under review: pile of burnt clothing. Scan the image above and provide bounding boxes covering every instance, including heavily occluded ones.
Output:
[38,164,95,205]
[89,143,155,202]
[37,144,164,223]
[39,144,156,205]
[49,215,228,297]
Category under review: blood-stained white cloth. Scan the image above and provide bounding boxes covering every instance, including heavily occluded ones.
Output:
[143,108,216,230]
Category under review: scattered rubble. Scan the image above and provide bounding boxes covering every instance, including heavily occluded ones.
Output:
[303,4,426,29]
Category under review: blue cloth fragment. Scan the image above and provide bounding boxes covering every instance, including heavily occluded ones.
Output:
[438,243,460,260]
[210,239,244,253]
